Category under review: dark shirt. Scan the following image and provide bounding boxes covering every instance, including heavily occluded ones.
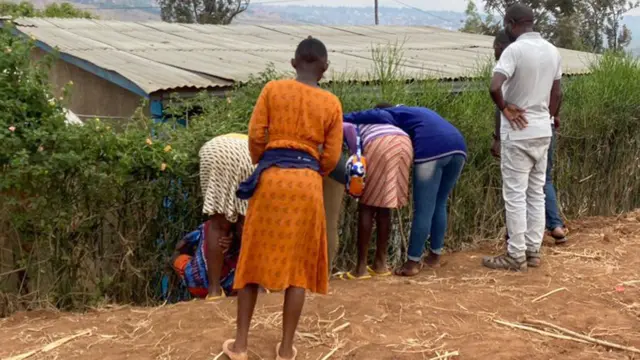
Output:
[327,152,348,184]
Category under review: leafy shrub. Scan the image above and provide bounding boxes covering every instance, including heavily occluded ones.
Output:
[0,1,95,19]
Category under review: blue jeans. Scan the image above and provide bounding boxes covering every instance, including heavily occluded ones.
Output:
[544,127,564,230]
[407,154,465,261]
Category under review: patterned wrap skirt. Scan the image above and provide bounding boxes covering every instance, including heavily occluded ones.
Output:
[361,135,413,208]
[233,168,328,294]
[198,134,255,222]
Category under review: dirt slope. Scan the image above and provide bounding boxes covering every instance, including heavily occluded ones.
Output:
[1,212,639,360]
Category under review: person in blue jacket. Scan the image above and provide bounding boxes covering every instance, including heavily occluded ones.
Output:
[344,103,467,276]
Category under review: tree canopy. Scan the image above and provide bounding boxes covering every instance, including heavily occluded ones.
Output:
[158,0,249,24]
[460,0,638,52]
[0,1,95,19]
[459,1,501,36]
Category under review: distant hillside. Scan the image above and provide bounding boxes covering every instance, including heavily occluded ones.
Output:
[243,7,640,52]
[15,1,640,52]
[14,2,466,27]
[240,5,465,30]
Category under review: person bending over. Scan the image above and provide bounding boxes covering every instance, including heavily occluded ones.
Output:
[339,122,413,279]
[344,104,467,276]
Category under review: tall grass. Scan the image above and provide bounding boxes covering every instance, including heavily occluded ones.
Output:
[1,36,639,315]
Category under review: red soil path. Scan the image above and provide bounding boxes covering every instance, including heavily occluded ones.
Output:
[1,212,639,360]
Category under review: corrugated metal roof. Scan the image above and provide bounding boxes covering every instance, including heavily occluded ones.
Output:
[7,18,599,95]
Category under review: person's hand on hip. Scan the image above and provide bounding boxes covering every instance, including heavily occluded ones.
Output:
[503,104,528,130]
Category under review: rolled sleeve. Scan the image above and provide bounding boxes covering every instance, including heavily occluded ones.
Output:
[554,51,563,80]
[320,104,344,175]
[342,123,358,154]
[493,45,518,79]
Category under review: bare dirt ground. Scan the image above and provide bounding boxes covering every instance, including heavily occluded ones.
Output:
[2,212,640,360]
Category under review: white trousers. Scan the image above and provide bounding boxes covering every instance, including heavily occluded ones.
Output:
[501,137,551,258]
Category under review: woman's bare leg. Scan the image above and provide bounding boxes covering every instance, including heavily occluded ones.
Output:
[205,214,232,296]
[280,286,305,358]
[235,215,245,242]
[231,283,259,353]
[323,177,344,272]
[373,207,391,273]
[353,203,375,277]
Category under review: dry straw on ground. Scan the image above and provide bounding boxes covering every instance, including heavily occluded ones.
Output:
[531,287,567,303]
[495,318,640,354]
[523,319,640,354]
[3,329,91,360]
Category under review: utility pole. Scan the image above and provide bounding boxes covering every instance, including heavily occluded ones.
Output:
[374,0,379,25]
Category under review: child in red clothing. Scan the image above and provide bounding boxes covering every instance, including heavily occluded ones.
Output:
[172,219,242,299]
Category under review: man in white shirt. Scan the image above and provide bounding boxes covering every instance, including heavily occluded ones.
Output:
[483,3,563,271]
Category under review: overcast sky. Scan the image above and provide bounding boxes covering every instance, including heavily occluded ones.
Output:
[259,0,640,15]
[259,0,477,12]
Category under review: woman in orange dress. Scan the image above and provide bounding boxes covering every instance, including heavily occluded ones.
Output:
[223,37,343,360]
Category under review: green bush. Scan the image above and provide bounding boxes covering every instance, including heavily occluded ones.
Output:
[0,1,95,19]
[1,27,640,314]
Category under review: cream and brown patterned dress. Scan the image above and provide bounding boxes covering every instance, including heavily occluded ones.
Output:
[198,133,255,222]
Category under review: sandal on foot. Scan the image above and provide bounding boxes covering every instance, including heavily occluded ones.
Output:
[367,266,392,277]
[551,233,567,245]
[394,262,423,277]
[206,292,226,302]
[276,342,298,360]
[222,339,248,360]
[549,228,568,245]
[526,250,542,267]
[482,253,527,271]
[338,272,372,280]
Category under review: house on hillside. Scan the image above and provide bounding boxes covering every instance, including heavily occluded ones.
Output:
[0,18,598,121]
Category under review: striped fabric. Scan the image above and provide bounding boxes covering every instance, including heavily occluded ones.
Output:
[182,224,209,290]
[199,134,255,221]
[360,124,407,148]
[342,123,407,155]
[360,135,413,208]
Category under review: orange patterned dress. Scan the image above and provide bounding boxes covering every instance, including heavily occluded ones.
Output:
[233,79,344,294]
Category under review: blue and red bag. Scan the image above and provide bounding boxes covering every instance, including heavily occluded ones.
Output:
[345,126,367,198]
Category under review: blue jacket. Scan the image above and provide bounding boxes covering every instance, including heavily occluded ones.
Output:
[343,106,467,163]
[236,148,320,200]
